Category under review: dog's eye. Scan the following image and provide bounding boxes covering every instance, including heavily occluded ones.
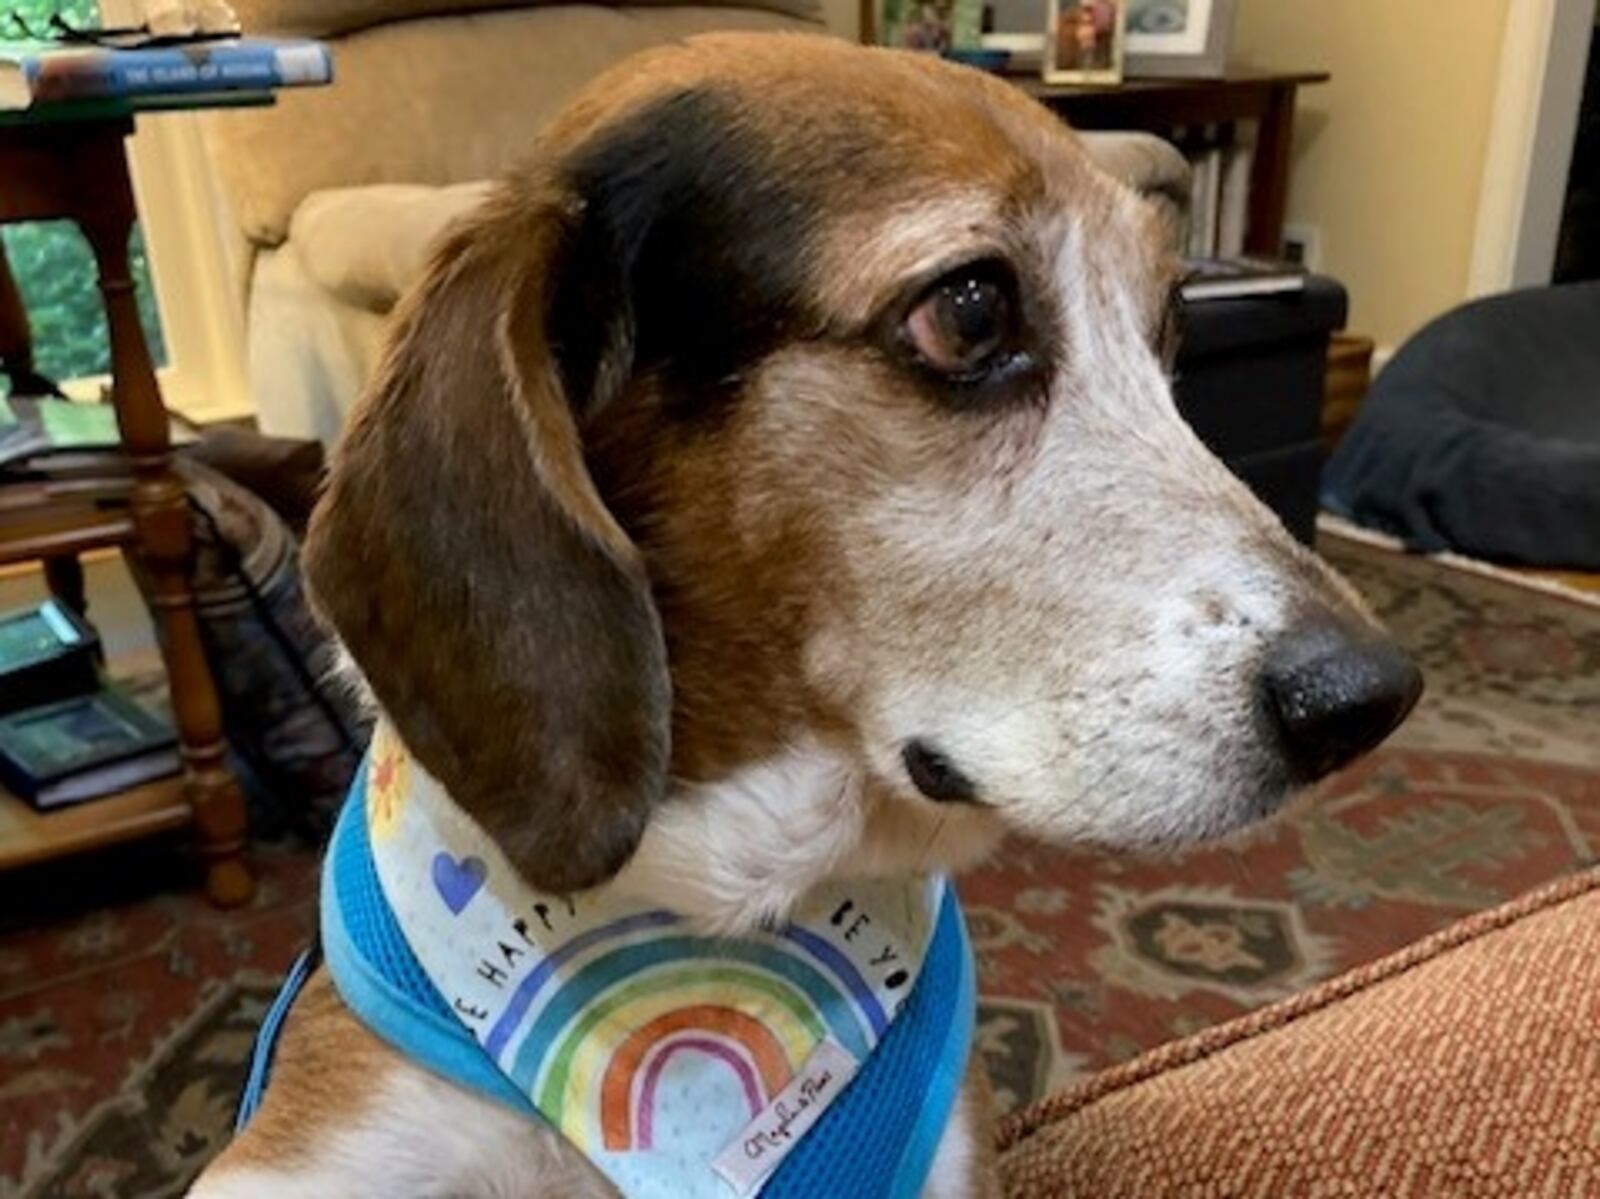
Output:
[904,266,1016,378]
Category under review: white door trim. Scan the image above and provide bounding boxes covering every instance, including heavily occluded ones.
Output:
[1469,0,1595,296]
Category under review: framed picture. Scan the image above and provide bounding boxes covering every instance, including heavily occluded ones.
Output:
[1042,0,1124,85]
[1124,0,1237,78]
[872,0,984,51]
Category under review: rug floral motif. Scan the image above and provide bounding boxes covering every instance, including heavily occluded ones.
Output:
[1,532,1596,1195]
[0,846,317,1197]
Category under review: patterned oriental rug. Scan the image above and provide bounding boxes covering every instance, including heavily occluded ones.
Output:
[2,530,1596,1197]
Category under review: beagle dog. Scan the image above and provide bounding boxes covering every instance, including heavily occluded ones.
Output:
[191,32,1420,1199]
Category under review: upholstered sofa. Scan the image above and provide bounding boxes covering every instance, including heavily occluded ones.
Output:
[998,866,1600,1195]
[204,0,1190,442]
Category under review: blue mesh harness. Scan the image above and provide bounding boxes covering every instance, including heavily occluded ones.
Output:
[239,765,976,1198]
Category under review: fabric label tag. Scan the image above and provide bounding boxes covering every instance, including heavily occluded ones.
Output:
[711,1038,859,1196]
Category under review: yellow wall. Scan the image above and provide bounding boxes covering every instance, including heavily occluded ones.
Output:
[824,0,1510,348]
[1234,0,1512,349]
[822,0,860,38]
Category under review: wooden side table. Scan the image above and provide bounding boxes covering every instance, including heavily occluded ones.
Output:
[1010,70,1329,257]
[0,96,270,906]
[856,2,1325,256]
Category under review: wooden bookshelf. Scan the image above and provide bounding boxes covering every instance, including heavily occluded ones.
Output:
[1009,70,1329,258]
[0,774,189,873]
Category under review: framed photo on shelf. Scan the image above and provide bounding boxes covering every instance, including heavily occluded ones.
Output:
[1042,0,1124,85]
[1124,0,1237,78]
[872,0,983,51]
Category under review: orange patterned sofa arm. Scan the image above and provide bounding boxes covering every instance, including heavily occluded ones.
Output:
[998,866,1600,1196]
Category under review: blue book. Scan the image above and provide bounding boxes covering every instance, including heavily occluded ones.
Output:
[0,37,332,110]
[0,685,180,811]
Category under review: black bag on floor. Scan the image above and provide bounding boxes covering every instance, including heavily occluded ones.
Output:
[142,455,370,840]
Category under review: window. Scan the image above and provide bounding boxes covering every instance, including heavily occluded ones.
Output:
[2,0,251,422]
[1,222,167,385]
[1,1,166,388]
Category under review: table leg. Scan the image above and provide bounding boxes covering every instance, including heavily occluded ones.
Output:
[76,143,253,908]
[0,239,55,396]
[0,239,28,368]
[1246,83,1298,257]
[43,554,88,618]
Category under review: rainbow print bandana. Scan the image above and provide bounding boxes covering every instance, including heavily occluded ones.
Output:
[320,723,975,1199]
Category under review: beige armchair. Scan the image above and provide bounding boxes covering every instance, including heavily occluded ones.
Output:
[205,0,1190,442]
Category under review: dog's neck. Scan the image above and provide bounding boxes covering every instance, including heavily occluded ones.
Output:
[358,691,1004,935]
[611,740,1004,935]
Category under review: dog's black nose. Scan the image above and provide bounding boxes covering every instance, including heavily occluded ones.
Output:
[1261,622,1423,781]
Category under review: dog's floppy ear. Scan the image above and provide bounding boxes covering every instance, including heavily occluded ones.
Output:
[303,179,668,894]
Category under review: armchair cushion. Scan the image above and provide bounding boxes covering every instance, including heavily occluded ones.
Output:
[230,0,821,38]
[278,129,1190,320]
[289,182,492,311]
[1078,130,1189,244]
[204,5,826,248]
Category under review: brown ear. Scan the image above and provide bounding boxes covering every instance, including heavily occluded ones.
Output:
[302,184,669,893]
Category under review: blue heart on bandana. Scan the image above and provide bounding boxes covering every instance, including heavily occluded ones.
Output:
[432,852,488,914]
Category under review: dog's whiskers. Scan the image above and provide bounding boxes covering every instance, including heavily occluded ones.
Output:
[959,683,1094,742]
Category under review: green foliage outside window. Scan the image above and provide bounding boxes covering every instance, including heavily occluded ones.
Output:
[1,0,168,392]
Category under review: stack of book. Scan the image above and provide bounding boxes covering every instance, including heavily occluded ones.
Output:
[1181,256,1308,302]
[0,600,181,813]
[0,395,186,811]
[0,35,331,110]
[1176,125,1254,260]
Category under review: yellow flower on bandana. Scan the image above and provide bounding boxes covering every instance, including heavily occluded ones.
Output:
[367,724,410,841]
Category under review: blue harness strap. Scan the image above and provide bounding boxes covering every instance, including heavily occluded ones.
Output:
[244,782,977,1196]
[321,776,537,1116]
[235,943,319,1132]
[762,885,975,1199]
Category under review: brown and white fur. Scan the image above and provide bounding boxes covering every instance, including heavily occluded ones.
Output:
[192,32,1418,1198]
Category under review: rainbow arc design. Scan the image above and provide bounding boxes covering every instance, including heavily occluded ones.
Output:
[503,930,885,1154]
[608,1007,787,1149]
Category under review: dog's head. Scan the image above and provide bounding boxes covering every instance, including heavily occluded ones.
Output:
[304,34,1420,901]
